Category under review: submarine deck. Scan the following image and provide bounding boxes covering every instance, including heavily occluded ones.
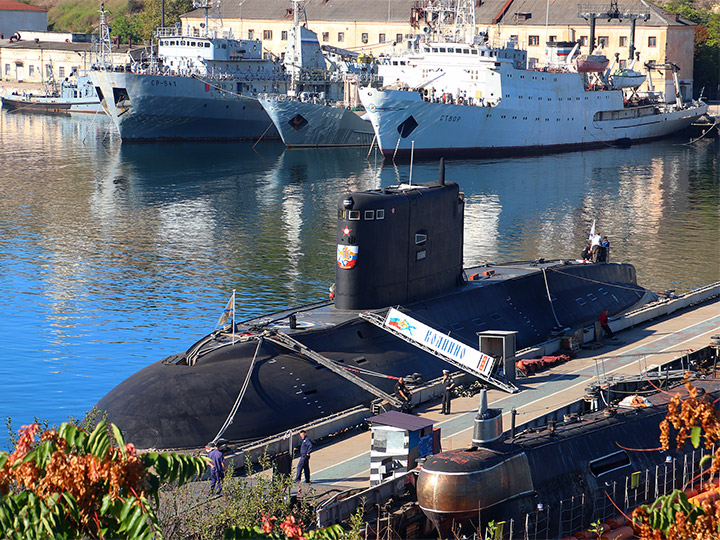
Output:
[237,258,630,332]
[283,295,720,494]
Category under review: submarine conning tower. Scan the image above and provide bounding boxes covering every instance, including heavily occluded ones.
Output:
[334,166,464,311]
[472,389,503,446]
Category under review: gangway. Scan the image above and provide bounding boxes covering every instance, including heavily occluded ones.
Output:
[263,330,404,408]
[359,309,519,394]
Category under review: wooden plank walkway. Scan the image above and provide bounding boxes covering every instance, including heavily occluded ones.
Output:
[296,298,720,492]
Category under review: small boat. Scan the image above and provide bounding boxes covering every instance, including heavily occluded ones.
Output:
[609,68,646,89]
[575,53,609,73]
[1,74,102,114]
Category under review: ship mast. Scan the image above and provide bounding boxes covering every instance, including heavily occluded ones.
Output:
[99,3,113,69]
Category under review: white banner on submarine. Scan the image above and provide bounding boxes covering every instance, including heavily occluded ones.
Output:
[384,308,495,377]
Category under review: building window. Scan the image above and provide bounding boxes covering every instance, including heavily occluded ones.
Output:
[338,32,344,42]
[597,36,608,47]
[580,36,588,46]
[396,33,403,42]
[619,36,627,47]
[321,32,329,42]
[281,30,288,40]
[248,29,255,39]
[510,35,518,43]
[528,35,540,46]
[648,36,657,47]
[379,33,386,43]
[263,30,272,40]
[28,65,35,77]
[45,64,52,77]
[58,66,65,78]
[4,64,9,76]
[361,32,368,44]
[549,35,556,42]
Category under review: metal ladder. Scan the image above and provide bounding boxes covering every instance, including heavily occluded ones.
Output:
[263,330,404,408]
[359,311,519,394]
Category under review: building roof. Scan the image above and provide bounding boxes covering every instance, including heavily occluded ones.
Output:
[0,0,47,12]
[476,0,693,28]
[185,0,692,28]
[369,410,435,431]
[0,40,132,53]
[187,0,419,24]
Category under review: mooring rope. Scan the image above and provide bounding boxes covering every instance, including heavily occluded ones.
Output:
[211,337,264,444]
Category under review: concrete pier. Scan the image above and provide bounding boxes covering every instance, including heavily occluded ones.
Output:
[299,296,720,493]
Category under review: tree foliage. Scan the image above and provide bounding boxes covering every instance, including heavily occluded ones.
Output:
[632,379,720,539]
[0,420,207,540]
[663,0,720,98]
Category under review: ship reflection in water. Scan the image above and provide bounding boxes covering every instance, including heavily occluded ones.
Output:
[0,110,717,449]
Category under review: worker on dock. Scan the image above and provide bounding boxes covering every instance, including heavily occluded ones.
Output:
[206,442,226,496]
[599,310,616,340]
[441,370,455,414]
[295,430,313,483]
[395,377,413,413]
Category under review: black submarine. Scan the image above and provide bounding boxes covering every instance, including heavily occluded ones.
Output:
[96,163,653,449]
[416,368,719,537]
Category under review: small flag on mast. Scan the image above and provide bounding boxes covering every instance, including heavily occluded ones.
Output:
[588,219,596,241]
[216,290,236,329]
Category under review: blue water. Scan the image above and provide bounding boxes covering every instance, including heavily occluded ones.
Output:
[0,110,718,450]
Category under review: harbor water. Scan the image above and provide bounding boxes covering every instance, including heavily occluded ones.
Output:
[0,110,718,450]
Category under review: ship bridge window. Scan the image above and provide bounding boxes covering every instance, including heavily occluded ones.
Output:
[587,293,598,301]
[589,450,631,477]
[205,42,211,47]
[376,209,385,219]
[416,250,426,260]
[472,318,486,327]
[181,40,186,45]
[348,210,360,220]
[598,287,608,296]
[439,47,446,52]
[471,50,478,54]
[432,47,438,53]
[415,233,427,245]
[364,210,375,220]
[576,297,587,306]
[447,48,455,52]
[463,49,469,54]
[354,356,368,364]
[191,41,196,46]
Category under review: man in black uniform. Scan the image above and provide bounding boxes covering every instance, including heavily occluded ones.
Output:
[294,430,313,483]
[441,369,455,414]
[395,377,412,412]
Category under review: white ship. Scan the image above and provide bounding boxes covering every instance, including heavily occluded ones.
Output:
[90,3,287,141]
[360,38,707,158]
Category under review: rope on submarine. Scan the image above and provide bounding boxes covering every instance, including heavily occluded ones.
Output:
[211,337,264,444]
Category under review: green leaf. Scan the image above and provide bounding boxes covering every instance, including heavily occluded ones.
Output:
[0,453,8,469]
[111,423,126,456]
[700,455,712,468]
[87,420,111,458]
[691,426,702,448]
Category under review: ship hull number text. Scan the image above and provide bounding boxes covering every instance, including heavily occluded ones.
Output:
[439,115,461,122]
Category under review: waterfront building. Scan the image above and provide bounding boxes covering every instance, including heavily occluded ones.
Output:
[0,0,47,40]
[0,32,131,84]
